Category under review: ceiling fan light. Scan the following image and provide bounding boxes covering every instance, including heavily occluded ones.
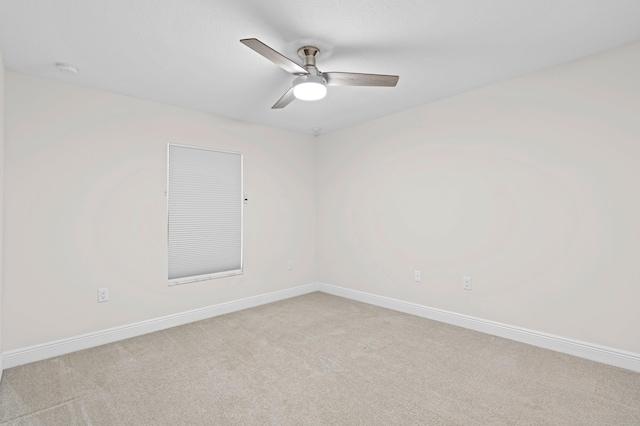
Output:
[293,75,327,101]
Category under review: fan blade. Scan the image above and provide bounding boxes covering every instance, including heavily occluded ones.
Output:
[324,72,399,87]
[240,38,308,75]
[272,87,296,109]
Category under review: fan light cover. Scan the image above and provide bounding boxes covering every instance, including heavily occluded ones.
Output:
[293,75,327,101]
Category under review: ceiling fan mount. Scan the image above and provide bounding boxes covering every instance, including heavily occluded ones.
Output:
[240,38,399,109]
[297,46,320,70]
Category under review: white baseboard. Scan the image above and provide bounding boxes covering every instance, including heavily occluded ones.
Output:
[2,283,320,369]
[317,282,640,373]
[4,281,639,373]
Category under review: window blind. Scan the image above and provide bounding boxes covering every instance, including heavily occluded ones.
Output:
[167,144,243,284]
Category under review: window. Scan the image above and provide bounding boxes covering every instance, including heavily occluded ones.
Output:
[167,144,243,285]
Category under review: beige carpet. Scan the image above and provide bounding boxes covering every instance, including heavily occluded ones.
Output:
[1,292,639,425]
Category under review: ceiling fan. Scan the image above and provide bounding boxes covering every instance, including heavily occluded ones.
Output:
[240,38,399,109]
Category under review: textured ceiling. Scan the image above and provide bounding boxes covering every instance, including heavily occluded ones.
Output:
[1,0,639,135]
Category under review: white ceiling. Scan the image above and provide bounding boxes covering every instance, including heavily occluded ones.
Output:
[1,0,639,135]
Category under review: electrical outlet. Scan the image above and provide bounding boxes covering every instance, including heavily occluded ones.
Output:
[414,270,421,282]
[98,288,109,302]
[288,260,293,271]
[463,277,472,290]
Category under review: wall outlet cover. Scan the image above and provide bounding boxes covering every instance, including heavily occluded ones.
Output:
[463,277,472,290]
[98,288,109,302]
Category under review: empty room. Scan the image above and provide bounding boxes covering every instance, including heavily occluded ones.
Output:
[0,0,639,424]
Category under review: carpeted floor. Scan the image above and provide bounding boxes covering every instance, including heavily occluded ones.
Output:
[1,292,639,425]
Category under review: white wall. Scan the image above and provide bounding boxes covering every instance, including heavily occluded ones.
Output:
[317,42,640,354]
[4,42,640,359]
[0,50,5,376]
[3,72,316,351]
